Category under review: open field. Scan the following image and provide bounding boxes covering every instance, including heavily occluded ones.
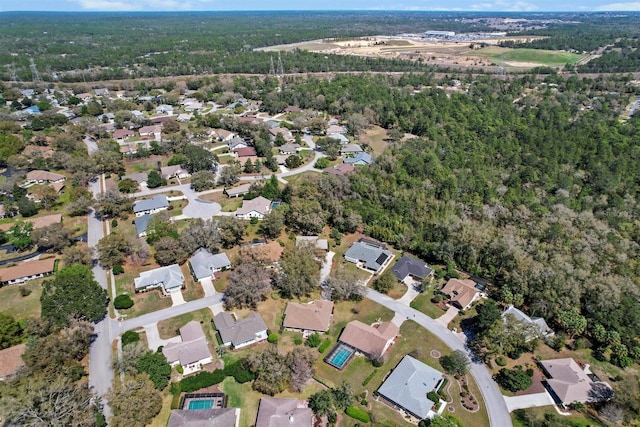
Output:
[0,279,44,320]
[261,36,586,71]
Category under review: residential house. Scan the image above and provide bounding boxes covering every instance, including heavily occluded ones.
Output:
[327,133,350,144]
[284,105,302,113]
[338,320,399,359]
[344,238,393,275]
[228,136,249,151]
[539,358,614,405]
[0,258,56,286]
[133,194,169,217]
[340,144,364,155]
[216,129,237,143]
[244,240,284,265]
[502,305,554,338]
[168,409,239,427]
[76,92,93,102]
[255,398,313,427]
[326,124,347,134]
[25,105,41,115]
[134,264,184,294]
[134,214,153,237]
[295,236,328,251]
[151,116,174,125]
[161,165,190,180]
[188,248,231,281]
[274,155,289,166]
[156,104,174,115]
[94,88,110,97]
[344,152,373,166]
[235,196,271,220]
[131,110,144,119]
[377,355,444,420]
[224,183,252,198]
[25,170,66,185]
[113,128,135,143]
[176,113,193,122]
[283,300,333,334]
[21,89,35,97]
[162,321,213,375]
[97,113,115,122]
[324,164,355,176]
[278,144,300,155]
[441,278,481,310]
[233,147,257,158]
[122,172,148,188]
[138,125,162,141]
[0,343,27,380]
[391,254,433,283]
[213,312,268,349]
[269,127,294,143]
[182,99,203,112]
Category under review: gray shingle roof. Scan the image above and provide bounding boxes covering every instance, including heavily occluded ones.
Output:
[214,312,267,348]
[377,355,444,419]
[344,241,392,273]
[391,254,433,281]
[189,248,231,280]
[168,408,238,427]
[134,264,184,292]
[343,152,373,165]
[133,194,168,214]
[134,214,152,236]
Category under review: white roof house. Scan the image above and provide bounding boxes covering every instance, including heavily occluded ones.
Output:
[133,194,169,217]
[134,264,184,294]
[502,305,554,338]
[344,238,393,274]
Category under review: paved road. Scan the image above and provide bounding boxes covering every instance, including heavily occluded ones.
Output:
[86,176,114,418]
[109,293,224,338]
[365,289,512,427]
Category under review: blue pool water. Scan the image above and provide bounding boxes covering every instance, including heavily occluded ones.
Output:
[188,399,214,410]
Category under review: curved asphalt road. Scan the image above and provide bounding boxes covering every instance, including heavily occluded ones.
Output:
[366,289,512,427]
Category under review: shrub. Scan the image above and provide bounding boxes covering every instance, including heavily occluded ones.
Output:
[176,365,184,374]
[318,339,331,353]
[224,360,255,384]
[113,294,134,310]
[267,333,278,344]
[361,399,368,406]
[112,264,124,275]
[294,336,303,345]
[121,331,140,346]
[111,219,118,228]
[495,356,507,366]
[495,367,533,392]
[345,406,370,423]
[362,370,377,386]
[427,391,440,403]
[19,287,32,297]
[179,370,227,393]
[250,217,259,225]
[372,357,384,367]
[306,333,321,348]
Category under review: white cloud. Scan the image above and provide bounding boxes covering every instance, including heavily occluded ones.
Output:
[595,1,640,9]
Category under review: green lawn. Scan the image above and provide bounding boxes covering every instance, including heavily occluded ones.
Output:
[469,47,583,68]
[157,308,216,344]
[220,377,262,427]
[221,198,243,212]
[0,279,44,321]
[410,292,446,319]
[512,407,601,427]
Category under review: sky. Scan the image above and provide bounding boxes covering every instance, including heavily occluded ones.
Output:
[1,0,640,12]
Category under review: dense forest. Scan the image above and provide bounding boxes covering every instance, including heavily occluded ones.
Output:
[252,72,640,372]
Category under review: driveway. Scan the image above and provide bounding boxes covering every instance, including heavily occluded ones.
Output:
[143,323,182,351]
[319,251,335,284]
[170,291,186,306]
[132,183,221,219]
[504,392,555,412]
[436,306,460,327]
[199,277,216,297]
[365,289,512,427]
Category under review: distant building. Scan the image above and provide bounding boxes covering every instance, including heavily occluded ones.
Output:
[502,305,554,338]
[224,183,252,198]
[343,152,373,166]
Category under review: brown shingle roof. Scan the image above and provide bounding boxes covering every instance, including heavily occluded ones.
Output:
[26,170,65,182]
[540,358,614,404]
[0,258,56,283]
[441,278,478,309]
[283,300,333,332]
[0,343,26,378]
[234,147,257,157]
[339,320,398,357]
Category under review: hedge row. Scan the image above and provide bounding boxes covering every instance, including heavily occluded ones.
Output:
[318,339,331,353]
[362,369,377,387]
[174,360,255,393]
[346,406,370,423]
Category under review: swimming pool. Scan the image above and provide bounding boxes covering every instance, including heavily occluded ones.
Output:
[188,399,214,410]
[325,343,355,370]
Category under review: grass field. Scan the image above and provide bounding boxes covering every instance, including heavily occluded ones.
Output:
[470,46,583,67]
[0,279,44,320]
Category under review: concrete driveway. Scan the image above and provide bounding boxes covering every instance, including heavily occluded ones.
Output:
[504,392,555,412]
[199,277,216,297]
[436,306,460,327]
[144,323,182,351]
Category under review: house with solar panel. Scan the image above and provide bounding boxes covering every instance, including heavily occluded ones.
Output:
[376,355,446,421]
[344,237,394,275]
